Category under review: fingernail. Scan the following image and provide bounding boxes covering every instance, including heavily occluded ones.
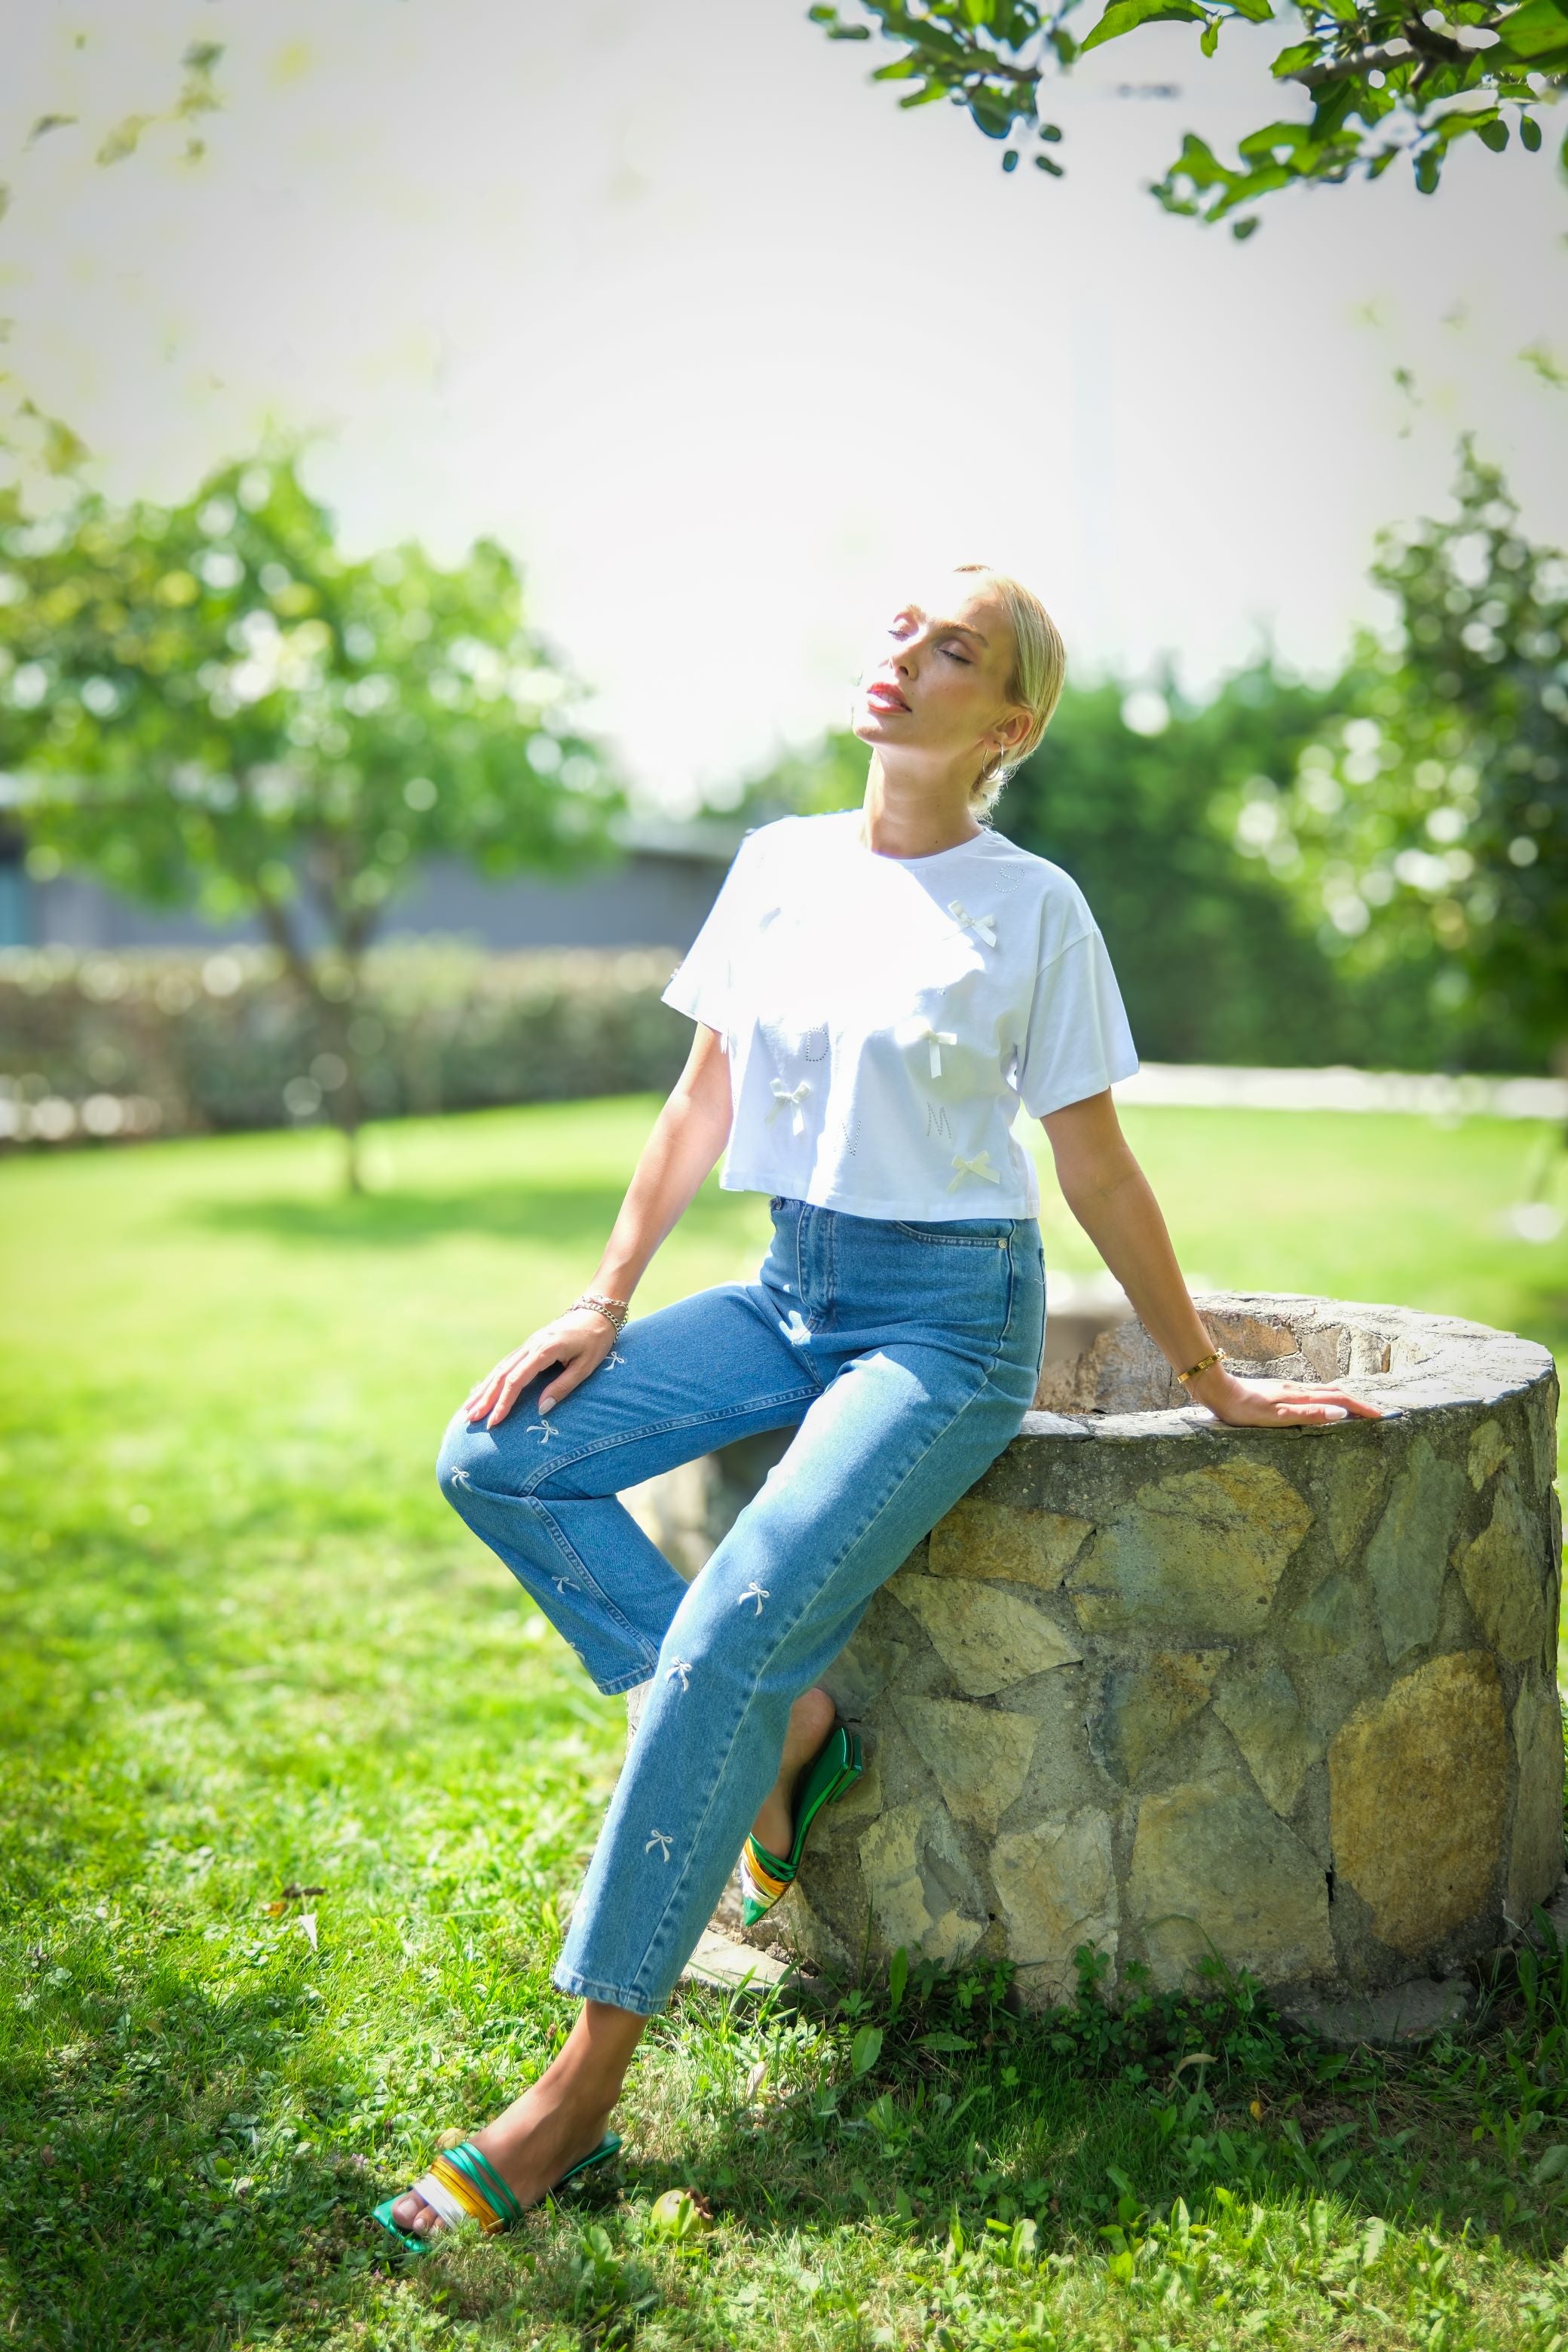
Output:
[540,1397,553,1413]
[1325,1406,1347,1421]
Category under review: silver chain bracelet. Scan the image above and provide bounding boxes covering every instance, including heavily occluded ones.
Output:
[571,1291,629,1334]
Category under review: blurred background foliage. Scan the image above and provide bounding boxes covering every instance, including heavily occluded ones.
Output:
[0,943,689,1144]
[0,450,623,1182]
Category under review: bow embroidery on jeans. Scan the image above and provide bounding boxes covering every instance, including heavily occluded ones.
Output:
[912,1019,957,1078]
[737,1582,770,1615]
[767,1078,812,1136]
[645,1829,673,1862]
[947,1150,1002,1191]
[948,899,997,948]
[666,1658,692,1692]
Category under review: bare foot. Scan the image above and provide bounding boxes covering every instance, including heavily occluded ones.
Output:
[388,2000,644,2240]
[750,1684,837,1861]
[390,2079,614,2240]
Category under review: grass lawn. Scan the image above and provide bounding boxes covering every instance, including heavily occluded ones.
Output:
[2,1096,1565,2352]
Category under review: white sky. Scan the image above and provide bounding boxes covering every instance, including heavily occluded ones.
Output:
[2,0,1564,811]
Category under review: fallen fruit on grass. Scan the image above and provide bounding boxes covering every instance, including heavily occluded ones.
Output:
[648,2188,712,2240]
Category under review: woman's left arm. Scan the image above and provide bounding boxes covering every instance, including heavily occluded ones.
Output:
[1040,1090,1381,1429]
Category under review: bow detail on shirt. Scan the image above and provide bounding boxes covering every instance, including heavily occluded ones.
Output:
[948,899,997,948]
[913,1019,957,1079]
[947,1150,1002,1191]
[768,1078,812,1136]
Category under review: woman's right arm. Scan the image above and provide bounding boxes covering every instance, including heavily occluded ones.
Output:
[465,1023,733,1428]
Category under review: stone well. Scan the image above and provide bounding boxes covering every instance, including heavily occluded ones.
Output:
[626,1293,1563,2015]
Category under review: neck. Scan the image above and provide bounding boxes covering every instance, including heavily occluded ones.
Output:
[857,753,983,859]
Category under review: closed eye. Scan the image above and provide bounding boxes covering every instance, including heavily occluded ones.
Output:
[942,646,971,664]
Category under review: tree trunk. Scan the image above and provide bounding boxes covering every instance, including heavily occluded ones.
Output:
[318,963,366,1196]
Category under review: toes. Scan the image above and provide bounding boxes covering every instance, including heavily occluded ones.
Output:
[392,2191,443,2235]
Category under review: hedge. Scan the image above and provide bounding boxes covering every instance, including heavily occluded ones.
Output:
[0,942,692,1145]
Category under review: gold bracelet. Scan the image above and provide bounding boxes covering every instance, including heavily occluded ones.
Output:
[573,1291,629,1334]
[1175,1347,1221,1388]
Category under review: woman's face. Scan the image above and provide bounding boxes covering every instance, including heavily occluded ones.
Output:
[851,574,1027,779]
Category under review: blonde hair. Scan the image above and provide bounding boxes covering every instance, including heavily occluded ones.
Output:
[953,565,1067,815]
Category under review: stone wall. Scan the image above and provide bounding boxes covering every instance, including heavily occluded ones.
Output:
[627,1293,1563,2014]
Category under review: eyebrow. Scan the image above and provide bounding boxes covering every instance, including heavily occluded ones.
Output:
[897,602,989,648]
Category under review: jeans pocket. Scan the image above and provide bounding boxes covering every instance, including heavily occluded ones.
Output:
[892,1216,1018,1247]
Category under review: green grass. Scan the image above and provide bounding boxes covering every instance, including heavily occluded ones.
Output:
[2,1096,1565,2352]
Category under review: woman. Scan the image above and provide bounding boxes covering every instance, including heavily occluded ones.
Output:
[375,565,1377,2249]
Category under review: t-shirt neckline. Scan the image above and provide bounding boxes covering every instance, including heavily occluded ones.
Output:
[838,808,994,868]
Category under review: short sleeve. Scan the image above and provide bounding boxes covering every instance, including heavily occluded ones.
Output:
[660,831,756,1042]
[1014,925,1139,1119]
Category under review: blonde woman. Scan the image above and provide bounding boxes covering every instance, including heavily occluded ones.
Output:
[375,565,1377,2249]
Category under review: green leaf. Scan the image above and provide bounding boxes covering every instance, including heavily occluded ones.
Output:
[96,114,152,167]
[1309,77,1358,137]
[1228,0,1276,20]
[1494,0,1568,64]
[969,90,1021,137]
[1201,17,1220,54]
[1236,118,1315,161]
[1231,213,1262,237]
[1080,0,1206,53]
[1269,37,1318,72]
[850,2024,884,2076]
[27,115,78,145]
[917,2029,976,2050]
[1478,114,1509,149]
[1034,150,1064,172]
[1003,145,1020,168]
[1521,109,1542,149]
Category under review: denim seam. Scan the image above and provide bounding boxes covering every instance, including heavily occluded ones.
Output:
[592,1664,660,1700]
[517,1491,662,1678]
[616,1345,1021,2010]
[507,1387,822,1500]
[550,1963,663,2017]
[447,1468,659,1683]
[891,1223,1019,1248]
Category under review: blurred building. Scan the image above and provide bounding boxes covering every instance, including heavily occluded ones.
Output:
[0,813,740,955]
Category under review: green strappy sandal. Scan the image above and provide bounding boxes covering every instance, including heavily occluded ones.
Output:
[739,1719,863,1927]
[372,2130,620,2253]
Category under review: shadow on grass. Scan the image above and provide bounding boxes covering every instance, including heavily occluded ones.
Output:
[184,1179,758,1254]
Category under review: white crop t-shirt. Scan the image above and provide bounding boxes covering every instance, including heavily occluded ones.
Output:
[659,808,1139,1222]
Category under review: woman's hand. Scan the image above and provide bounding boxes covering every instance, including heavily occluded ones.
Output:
[464,1307,619,1430]
[1187,1364,1383,1429]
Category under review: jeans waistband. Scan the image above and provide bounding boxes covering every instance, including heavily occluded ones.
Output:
[768,1194,1033,1231]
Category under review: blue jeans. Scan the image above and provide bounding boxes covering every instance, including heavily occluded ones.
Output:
[436,1195,1046,2014]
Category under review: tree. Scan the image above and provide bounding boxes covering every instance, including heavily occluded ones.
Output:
[0,450,623,1187]
[807,0,1566,234]
[1269,443,1566,1079]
